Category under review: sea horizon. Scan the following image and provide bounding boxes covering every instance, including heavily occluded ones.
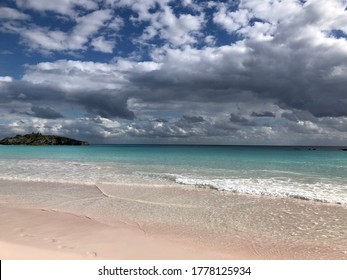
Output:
[2,142,347,149]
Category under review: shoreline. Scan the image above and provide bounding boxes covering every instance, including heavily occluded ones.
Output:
[0,179,346,259]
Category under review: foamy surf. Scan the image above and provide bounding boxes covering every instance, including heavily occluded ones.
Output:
[175,176,347,205]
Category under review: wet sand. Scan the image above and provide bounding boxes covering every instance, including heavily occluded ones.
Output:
[0,206,230,259]
[0,179,346,259]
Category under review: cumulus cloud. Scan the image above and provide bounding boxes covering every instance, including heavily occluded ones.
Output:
[91,36,115,53]
[77,92,135,120]
[22,59,160,92]
[70,9,113,48]
[1,0,347,144]
[1,5,114,53]
[0,7,30,20]
[14,0,99,18]
[213,5,250,34]
[137,5,205,46]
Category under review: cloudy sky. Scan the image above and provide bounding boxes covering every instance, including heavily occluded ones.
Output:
[0,0,347,145]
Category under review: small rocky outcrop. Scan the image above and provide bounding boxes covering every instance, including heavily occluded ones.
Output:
[0,133,89,146]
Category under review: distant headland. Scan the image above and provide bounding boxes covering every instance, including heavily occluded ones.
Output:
[0,133,89,146]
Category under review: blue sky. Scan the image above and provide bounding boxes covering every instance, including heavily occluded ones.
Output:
[1,0,347,144]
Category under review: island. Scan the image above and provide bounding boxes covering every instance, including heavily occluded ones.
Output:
[0,133,89,146]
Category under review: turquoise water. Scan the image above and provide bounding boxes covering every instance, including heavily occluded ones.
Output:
[0,145,347,204]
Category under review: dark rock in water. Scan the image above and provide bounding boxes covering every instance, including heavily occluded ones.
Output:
[342,149,347,151]
[0,133,89,146]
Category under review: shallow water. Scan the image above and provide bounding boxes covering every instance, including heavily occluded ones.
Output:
[1,179,346,259]
[0,145,347,204]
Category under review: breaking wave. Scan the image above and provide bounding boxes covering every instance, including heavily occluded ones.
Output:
[174,176,347,205]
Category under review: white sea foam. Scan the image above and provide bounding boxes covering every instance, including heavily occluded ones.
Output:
[175,176,347,205]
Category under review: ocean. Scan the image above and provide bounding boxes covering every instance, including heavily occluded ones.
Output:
[0,145,346,205]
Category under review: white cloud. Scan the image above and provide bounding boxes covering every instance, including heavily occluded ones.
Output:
[140,5,205,46]
[329,65,347,78]
[239,0,302,24]
[212,0,347,48]
[239,21,275,41]
[204,35,216,46]
[159,8,205,45]
[109,0,171,21]
[0,76,13,82]
[108,16,124,31]
[212,0,303,40]
[213,5,250,33]
[8,9,114,53]
[180,0,203,12]
[0,7,30,21]
[14,0,100,18]
[23,60,123,91]
[22,59,160,92]
[68,9,114,50]
[107,0,206,46]
[21,27,68,52]
[91,36,115,53]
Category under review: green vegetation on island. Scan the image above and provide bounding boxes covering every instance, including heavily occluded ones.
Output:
[0,133,89,146]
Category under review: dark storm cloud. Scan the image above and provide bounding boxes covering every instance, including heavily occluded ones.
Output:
[0,80,134,120]
[0,80,65,102]
[229,113,255,126]
[30,105,63,119]
[241,39,347,118]
[251,111,275,118]
[229,113,249,123]
[172,115,208,135]
[130,43,347,120]
[281,112,298,122]
[153,118,168,123]
[319,117,347,132]
[76,92,135,120]
[181,115,205,123]
[129,65,250,104]
[125,1,347,119]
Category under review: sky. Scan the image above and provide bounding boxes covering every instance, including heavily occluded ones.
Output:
[0,0,347,145]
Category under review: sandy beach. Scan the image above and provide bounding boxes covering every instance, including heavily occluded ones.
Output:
[1,179,346,260]
[0,205,230,259]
